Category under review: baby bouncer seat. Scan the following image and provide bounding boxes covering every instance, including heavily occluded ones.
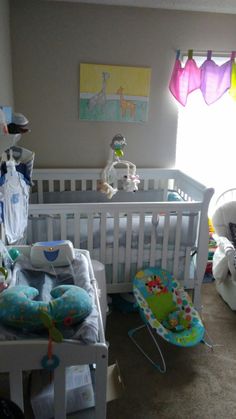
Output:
[129,267,205,373]
[212,189,236,309]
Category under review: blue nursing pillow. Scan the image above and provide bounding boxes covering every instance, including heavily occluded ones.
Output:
[0,285,93,331]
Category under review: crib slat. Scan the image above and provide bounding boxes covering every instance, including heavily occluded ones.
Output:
[184,247,192,288]
[92,179,97,191]
[161,179,169,201]
[54,367,66,419]
[100,213,107,264]
[27,218,33,245]
[37,216,42,241]
[150,212,158,267]
[143,179,149,191]
[0,223,5,243]
[74,213,80,248]
[82,179,86,191]
[49,179,54,192]
[47,216,53,241]
[60,214,67,240]
[137,212,145,270]
[125,213,132,280]
[113,212,120,283]
[162,212,170,269]
[87,214,94,254]
[70,179,76,191]
[154,178,159,190]
[173,212,182,277]
[59,180,64,192]
[9,370,24,412]
[38,180,43,203]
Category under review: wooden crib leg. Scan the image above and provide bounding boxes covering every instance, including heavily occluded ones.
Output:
[9,369,24,413]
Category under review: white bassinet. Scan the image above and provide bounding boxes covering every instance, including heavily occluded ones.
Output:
[0,247,108,419]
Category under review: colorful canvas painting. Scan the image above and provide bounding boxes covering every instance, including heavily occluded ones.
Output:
[79,63,151,122]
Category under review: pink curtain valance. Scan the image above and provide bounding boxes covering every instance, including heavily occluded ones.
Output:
[169,50,236,106]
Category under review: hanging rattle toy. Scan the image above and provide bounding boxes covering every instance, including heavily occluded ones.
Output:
[100,134,140,199]
[40,311,63,374]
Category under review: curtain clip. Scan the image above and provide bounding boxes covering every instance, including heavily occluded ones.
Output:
[231,51,236,60]
[207,50,212,60]
[176,49,180,60]
[188,49,193,59]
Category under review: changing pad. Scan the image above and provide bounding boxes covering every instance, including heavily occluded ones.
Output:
[0,250,98,344]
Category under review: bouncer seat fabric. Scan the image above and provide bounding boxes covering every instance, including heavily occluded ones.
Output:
[133,267,205,347]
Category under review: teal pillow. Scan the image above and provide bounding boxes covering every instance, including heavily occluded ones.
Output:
[0,285,92,331]
[167,191,183,201]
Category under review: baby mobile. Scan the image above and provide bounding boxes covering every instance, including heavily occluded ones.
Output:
[100,134,140,199]
[169,49,236,106]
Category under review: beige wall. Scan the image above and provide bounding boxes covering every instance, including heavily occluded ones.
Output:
[0,0,13,106]
[9,0,236,168]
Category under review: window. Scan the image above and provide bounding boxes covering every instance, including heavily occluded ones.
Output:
[176,55,236,214]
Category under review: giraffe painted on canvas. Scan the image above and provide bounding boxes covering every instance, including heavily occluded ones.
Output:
[88,72,110,111]
[116,86,136,119]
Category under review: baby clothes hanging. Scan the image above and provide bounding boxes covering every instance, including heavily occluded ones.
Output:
[200,50,232,105]
[169,50,201,106]
[1,146,35,186]
[0,156,30,244]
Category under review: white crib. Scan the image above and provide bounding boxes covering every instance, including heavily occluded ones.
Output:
[25,168,214,312]
[0,249,108,419]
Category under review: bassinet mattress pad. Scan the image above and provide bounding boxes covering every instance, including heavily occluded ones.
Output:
[0,250,98,344]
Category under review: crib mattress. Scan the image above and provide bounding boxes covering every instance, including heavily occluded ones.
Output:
[28,212,198,249]
[30,189,183,204]
[0,250,98,344]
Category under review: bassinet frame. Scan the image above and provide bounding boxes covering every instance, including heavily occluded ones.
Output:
[0,249,108,419]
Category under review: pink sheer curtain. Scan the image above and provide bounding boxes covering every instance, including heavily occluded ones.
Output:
[174,52,236,214]
[169,50,235,106]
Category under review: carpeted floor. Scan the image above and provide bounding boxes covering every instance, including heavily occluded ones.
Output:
[106,282,236,419]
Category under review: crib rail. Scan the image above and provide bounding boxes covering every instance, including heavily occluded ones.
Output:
[27,201,204,299]
[32,168,211,203]
[26,168,214,311]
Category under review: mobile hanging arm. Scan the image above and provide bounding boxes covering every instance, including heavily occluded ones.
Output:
[100,134,140,198]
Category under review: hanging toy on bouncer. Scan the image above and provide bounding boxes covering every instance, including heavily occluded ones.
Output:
[100,134,140,199]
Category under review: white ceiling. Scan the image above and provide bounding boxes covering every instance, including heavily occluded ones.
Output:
[48,0,236,15]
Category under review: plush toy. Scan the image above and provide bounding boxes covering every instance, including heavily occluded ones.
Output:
[99,181,118,199]
[162,310,191,332]
[122,174,140,192]
[0,284,93,331]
